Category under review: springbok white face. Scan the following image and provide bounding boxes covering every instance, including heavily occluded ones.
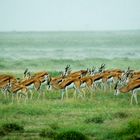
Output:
[43,74,52,90]
[44,75,50,84]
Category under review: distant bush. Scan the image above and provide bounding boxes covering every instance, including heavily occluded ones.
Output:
[1,123,24,133]
[85,116,104,124]
[55,130,88,140]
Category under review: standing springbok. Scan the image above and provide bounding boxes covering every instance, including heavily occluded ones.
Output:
[114,79,140,104]
[0,75,17,97]
[4,71,49,101]
[18,71,49,99]
[46,74,84,99]
[48,69,89,90]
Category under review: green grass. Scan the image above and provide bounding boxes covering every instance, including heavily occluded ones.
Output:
[0,90,139,140]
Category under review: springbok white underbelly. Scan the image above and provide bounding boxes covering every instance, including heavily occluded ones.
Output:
[66,82,75,89]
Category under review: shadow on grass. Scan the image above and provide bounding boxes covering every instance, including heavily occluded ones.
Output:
[0,122,24,136]
[85,116,104,124]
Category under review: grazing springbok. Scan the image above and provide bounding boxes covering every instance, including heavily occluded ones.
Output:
[114,79,140,104]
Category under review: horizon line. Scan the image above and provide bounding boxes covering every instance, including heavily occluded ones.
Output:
[0,29,140,33]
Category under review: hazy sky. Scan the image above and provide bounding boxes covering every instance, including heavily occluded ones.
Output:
[0,0,140,31]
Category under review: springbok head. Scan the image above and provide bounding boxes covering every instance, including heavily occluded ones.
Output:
[64,65,71,76]
[65,65,71,71]
[126,67,134,74]
[44,74,51,84]
[98,63,106,73]
[24,68,31,79]
[121,67,134,83]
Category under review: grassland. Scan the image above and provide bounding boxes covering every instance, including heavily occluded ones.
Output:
[0,89,140,140]
[0,31,140,139]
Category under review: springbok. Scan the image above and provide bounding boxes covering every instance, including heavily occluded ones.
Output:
[48,69,89,90]
[87,70,124,91]
[46,74,84,99]
[121,69,140,84]
[0,75,16,83]
[114,79,140,104]
[4,71,49,101]
[8,83,28,102]
[18,71,48,99]
[0,75,17,97]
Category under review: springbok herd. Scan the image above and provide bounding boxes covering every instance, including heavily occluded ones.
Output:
[0,64,140,104]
